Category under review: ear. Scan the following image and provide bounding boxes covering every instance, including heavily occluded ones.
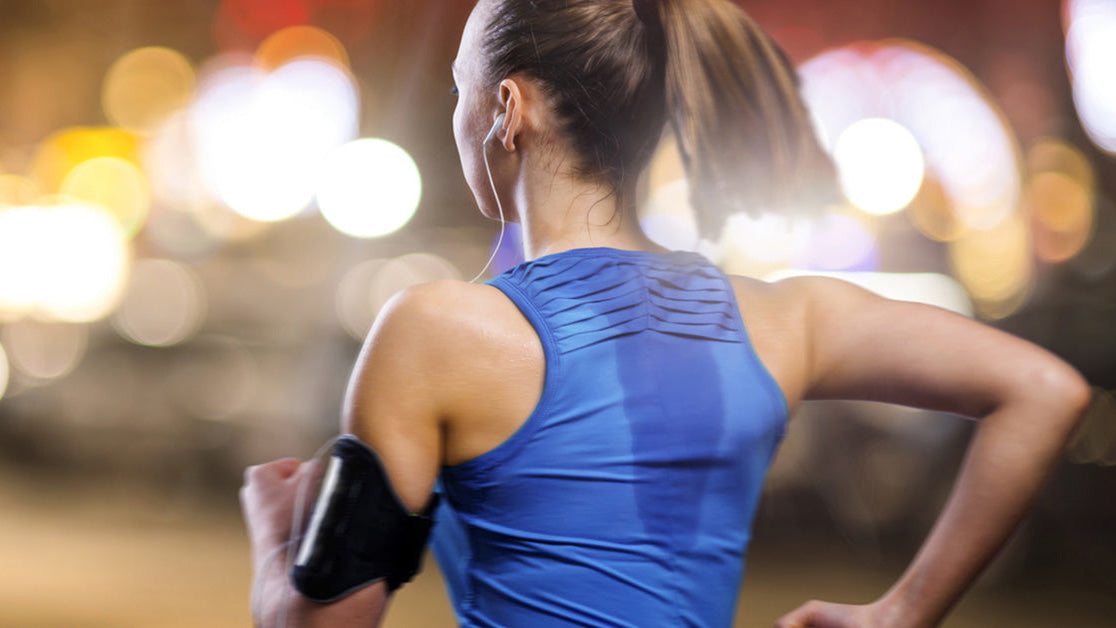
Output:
[497,78,526,152]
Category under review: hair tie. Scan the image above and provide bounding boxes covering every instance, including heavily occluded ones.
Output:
[633,0,659,28]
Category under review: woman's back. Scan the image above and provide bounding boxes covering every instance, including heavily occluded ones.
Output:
[433,247,788,627]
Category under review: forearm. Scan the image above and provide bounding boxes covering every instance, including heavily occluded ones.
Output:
[251,538,389,628]
[878,388,1090,627]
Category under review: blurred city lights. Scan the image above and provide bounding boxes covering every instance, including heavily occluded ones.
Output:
[59,157,152,238]
[216,0,314,41]
[317,138,423,238]
[0,320,88,382]
[949,213,1034,319]
[1065,0,1116,153]
[1028,172,1094,263]
[102,47,196,135]
[801,41,1022,234]
[799,48,882,151]
[907,176,965,242]
[336,258,388,340]
[255,25,350,70]
[792,213,880,272]
[336,253,461,340]
[833,118,925,216]
[0,174,39,206]
[0,340,8,401]
[0,204,131,323]
[190,56,359,223]
[112,259,207,348]
[30,127,139,194]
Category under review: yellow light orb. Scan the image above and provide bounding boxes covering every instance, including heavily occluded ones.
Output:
[60,157,152,238]
[834,118,926,216]
[255,25,350,71]
[112,259,206,347]
[949,213,1033,319]
[317,139,423,238]
[30,127,139,193]
[1026,137,1095,190]
[102,47,196,135]
[1027,171,1094,263]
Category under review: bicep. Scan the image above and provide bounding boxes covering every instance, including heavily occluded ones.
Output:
[801,278,1079,418]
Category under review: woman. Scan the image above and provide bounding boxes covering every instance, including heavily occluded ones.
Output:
[241,0,1091,626]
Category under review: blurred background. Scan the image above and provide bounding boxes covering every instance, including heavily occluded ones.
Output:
[0,0,1114,625]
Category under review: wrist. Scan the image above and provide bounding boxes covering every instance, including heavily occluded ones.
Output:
[875,581,938,628]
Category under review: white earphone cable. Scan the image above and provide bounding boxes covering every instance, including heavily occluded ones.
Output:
[468,122,508,284]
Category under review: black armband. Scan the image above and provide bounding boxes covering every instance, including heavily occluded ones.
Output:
[291,435,439,602]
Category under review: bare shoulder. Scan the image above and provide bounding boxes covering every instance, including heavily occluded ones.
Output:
[352,278,545,466]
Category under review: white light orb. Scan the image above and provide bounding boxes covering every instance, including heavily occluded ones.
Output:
[190,58,359,222]
[834,118,925,216]
[112,258,206,347]
[317,139,423,238]
[0,321,88,382]
[0,204,131,322]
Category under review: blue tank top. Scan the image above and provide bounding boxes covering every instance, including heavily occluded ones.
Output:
[431,247,788,627]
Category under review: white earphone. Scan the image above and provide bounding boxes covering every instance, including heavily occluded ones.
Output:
[485,113,506,145]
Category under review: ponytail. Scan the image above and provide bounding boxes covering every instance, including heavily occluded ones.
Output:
[483,0,839,240]
[649,0,841,237]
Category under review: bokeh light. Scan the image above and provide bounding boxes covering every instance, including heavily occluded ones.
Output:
[0,340,9,401]
[0,320,88,382]
[336,258,388,340]
[833,118,925,216]
[1027,172,1094,263]
[721,212,813,265]
[0,174,39,206]
[30,127,139,194]
[59,157,151,238]
[801,41,1023,234]
[792,213,880,272]
[641,180,701,252]
[1065,0,1116,152]
[216,0,313,42]
[336,253,461,341]
[190,56,359,222]
[112,259,207,347]
[0,204,131,322]
[949,213,1034,319]
[317,138,423,238]
[102,47,196,135]
[255,25,350,70]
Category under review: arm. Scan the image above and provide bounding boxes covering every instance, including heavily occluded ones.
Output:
[775,278,1091,628]
[242,283,452,628]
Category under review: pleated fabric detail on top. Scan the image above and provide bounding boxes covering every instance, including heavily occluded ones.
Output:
[498,249,744,354]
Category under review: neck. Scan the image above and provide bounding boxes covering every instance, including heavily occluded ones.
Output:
[511,170,664,261]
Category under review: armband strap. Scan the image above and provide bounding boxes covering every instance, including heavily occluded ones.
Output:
[291,435,439,602]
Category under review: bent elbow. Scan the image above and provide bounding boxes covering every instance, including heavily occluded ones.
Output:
[1024,360,1093,425]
